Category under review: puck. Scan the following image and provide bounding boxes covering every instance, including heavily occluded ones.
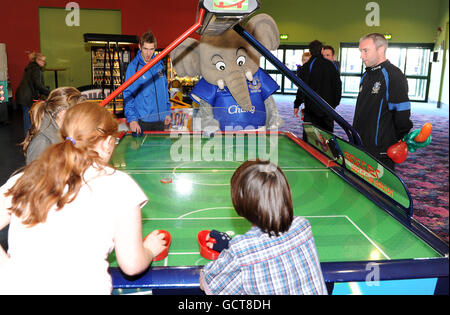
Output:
[160,177,173,184]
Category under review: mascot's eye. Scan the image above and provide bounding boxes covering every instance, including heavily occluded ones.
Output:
[215,61,226,71]
[236,56,246,66]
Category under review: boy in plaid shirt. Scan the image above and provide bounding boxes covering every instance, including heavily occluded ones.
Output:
[200,160,327,295]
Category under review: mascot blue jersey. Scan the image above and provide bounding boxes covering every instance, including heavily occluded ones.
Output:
[190,68,279,130]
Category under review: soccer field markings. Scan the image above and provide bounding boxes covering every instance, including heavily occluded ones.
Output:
[123,138,391,261]
[144,212,390,260]
[125,167,330,187]
[125,168,329,174]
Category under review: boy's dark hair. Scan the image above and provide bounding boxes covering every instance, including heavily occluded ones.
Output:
[322,45,335,55]
[231,160,293,236]
[309,40,323,56]
[140,30,157,47]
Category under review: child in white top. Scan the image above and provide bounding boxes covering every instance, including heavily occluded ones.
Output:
[0,101,165,294]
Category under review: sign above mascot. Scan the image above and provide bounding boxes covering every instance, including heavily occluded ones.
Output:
[197,0,260,35]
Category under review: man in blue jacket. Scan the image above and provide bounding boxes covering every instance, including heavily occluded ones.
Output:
[124,30,171,134]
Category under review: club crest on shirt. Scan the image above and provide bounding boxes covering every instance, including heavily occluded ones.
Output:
[372,82,381,94]
[248,77,261,92]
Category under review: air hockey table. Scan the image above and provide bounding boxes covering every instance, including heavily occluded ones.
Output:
[100,0,448,295]
[108,130,448,295]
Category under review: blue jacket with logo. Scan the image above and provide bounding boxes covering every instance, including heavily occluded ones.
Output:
[190,68,279,130]
[123,51,171,123]
[353,60,413,157]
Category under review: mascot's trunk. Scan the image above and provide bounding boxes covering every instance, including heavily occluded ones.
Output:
[225,70,253,112]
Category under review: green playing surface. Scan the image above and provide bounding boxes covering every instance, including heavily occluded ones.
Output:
[108,133,441,267]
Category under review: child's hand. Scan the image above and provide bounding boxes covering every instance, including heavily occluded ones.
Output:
[143,230,167,259]
[206,230,231,252]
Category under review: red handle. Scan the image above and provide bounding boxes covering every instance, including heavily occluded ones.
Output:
[99,8,206,107]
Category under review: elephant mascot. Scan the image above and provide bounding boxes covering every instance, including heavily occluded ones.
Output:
[170,14,283,133]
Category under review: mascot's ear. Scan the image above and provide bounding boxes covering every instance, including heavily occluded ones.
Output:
[170,38,201,77]
[244,14,280,51]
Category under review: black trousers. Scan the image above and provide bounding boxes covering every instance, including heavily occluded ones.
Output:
[302,112,334,142]
[304,112,334,133]
[374,153,396,172]
[139,120,165,131]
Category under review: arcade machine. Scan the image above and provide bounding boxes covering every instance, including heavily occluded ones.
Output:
[101,0,448,295]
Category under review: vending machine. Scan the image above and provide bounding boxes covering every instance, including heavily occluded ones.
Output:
[82,34,139,116]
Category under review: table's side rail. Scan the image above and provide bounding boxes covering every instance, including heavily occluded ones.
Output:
[111,257,449,292]
[283,131,449,257]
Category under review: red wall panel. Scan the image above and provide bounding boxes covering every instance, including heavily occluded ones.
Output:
[0,0,199,94]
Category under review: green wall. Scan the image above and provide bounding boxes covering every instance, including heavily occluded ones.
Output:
[259,0,441,55]
[39,8,121,90]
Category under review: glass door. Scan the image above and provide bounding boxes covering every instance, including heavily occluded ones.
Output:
[340,43,433,102]
[260,45,309,94]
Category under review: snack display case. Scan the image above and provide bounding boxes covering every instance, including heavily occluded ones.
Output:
[91,47,129,88]
[82,34,139,116]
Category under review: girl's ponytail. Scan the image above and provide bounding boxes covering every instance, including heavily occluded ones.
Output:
[7,102,118,227]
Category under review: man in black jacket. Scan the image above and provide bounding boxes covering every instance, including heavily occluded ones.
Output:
[294,40,342,136]
[354,33,413,170]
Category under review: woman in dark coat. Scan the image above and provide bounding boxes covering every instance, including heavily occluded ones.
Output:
[15,52,50,136]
